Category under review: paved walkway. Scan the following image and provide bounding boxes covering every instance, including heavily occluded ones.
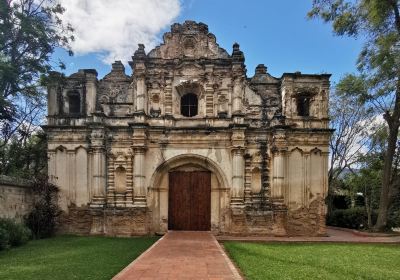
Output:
[217,227,400,243]
[113,228,399,280]
[113,231,242,280]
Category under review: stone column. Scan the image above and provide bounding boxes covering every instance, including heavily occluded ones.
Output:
[231,148,245,207]
[106,155,115,207]
[304,151,310,207]
[67,150,76,204]
[244,156,252,206]
[85,72,97,115]
[89,129,106,208]
[125,154,134,207]
[163,77,173,116]
[205,66,215,117]
[47,85,58,116]
[47,71,63,116]
[133,147,146,207]
[232,78,243,114]
[136,75,147,113]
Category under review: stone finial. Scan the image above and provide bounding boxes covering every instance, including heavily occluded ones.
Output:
[232,42,244,63]
[78,69,98,77]
[112,60,125,72]
[133,44,146,59]
[255,64,267,75]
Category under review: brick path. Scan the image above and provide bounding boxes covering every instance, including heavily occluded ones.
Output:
[112,231,242,280]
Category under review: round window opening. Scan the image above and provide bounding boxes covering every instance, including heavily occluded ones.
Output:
[181,93,198,117]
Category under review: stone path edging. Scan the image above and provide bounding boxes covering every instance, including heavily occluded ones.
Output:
[210,233,243,280]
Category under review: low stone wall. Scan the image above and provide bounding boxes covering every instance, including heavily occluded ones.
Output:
[0,175,33,221]
[58,206,151,237]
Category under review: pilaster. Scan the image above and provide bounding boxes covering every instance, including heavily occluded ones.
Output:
[48,150,57,184]
[230,127,246,208]
[133,147,147,207]
[131,125,148,208]
[85,71,98,115]
[89,128,106,208]
[106,153,115,206]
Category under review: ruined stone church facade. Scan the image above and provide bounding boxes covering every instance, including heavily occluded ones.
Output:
[45,21,331,236]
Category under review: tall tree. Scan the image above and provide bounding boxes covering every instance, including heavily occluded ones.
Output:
[329,90,375,183]
[0,0,73,146]
[309,0,400,230]
[327,89,375,214]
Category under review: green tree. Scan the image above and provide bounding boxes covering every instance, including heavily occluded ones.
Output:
[327,89,376,214]
[309,0,400,231]
[346,154,382,229]
[0,0,73,146]
[0,131,47,178]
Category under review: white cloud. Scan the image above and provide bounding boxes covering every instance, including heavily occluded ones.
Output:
[59,0,181,63]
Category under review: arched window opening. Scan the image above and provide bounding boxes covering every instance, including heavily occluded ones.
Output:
[68,92,81,115]
[181,93,198,117]
[297,96,310,117]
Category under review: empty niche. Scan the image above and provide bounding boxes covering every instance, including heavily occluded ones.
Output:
[251,167,262,193]
[115,166,127,193]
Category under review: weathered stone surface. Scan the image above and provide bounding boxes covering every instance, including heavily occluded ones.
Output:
[58,206,150,236]
[45,21,331,236]
[287,198,327,236]
[0,175,33,222]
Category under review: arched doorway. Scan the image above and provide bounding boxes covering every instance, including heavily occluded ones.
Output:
[148,154,229,234]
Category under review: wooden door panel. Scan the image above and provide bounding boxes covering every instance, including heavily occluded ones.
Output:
[168,172,191,230]
[168,171,211,231]
[190,171,211,231]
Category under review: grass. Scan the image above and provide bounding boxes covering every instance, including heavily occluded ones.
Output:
[224,242,400,280]
[0,235,158,280]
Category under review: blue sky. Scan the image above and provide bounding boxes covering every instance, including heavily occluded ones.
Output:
[55,0,363,84]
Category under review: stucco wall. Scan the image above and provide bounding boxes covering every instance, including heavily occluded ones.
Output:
[0,175,33,221]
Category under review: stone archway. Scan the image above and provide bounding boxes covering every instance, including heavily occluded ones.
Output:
[148,154,230,234]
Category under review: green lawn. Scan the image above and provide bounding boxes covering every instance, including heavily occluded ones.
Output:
[0,235,158,280]
[224,242,400,280]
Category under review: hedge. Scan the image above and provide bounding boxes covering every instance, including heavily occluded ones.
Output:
[0,218,31,250]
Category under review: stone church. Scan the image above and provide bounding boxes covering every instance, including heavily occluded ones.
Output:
[45,21,331,236]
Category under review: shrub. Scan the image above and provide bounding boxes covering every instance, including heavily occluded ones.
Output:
[388,208,400,229]
[0,218,31,250]
[326,207,377,230]
[332,195,350,209]
[0,226,10,250]
[25,175,60,239]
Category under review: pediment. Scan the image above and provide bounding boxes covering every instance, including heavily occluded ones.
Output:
[147,21,229,60]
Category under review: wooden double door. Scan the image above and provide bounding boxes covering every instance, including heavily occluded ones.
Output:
[168,171,211,231]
